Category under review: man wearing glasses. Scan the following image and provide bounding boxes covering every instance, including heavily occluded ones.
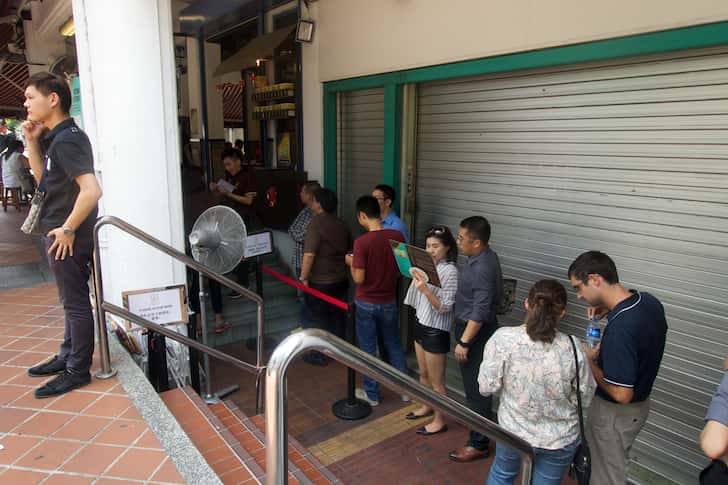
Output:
[449,216,504,462]
[372,184,409,243]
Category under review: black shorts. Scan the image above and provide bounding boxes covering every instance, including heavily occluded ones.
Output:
[414,319,451,354]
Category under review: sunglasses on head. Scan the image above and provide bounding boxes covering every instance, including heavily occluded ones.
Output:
[426,226,447,236]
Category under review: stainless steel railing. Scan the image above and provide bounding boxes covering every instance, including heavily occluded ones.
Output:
[92,216,266,412]
[265,329,535,485]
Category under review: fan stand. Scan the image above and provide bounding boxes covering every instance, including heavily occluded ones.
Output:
[198,272,240,404]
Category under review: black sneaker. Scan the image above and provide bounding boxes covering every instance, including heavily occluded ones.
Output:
[28,356,66,377]
[34,370,91,399]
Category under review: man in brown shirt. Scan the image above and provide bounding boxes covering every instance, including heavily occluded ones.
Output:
[300,188,352,365]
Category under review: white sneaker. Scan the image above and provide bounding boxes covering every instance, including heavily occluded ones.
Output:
[401,394,411,403]
[355,388,380,407]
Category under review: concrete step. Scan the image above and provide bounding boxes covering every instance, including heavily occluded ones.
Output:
[209,400,341,485]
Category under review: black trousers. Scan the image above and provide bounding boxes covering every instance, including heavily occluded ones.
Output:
[306,280,348,338]
[43,235,95,374]
[453,319,496,451]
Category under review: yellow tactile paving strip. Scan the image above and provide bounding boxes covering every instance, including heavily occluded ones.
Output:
[309,403,425,465]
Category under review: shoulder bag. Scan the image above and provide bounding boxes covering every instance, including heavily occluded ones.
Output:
[568,334,592,485]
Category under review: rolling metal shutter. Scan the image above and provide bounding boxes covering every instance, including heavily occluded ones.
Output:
[338,88,385,233]
[414,46,728,484]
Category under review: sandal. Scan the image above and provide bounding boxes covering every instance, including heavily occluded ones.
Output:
[214,321,233,334]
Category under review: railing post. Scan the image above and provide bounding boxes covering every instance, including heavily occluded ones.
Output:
[92,233,117,379]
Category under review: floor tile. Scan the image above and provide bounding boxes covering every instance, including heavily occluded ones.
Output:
[0,434,41,465]
[104,448,167,481]
[83,395,132,418]
[42,474,95,485]
[14,438,79,471]
[0,407,35,432]
[0,384,24,406]
[150,457,185,483]
[93,419,148,446]
[53,415,113,442]
[46,391,100,413]
[0,467,49,484]
[9,388,60,410]
[133,429,163,450]
[13,410,72,437]
[61,443,122,476]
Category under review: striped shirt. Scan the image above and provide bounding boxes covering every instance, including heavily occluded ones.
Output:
[404,261,458,332]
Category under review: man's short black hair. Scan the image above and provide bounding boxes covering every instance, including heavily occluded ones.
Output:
[568,251,619,285]
[460,216,491,244]
[374,184,396,204]
[302,181,321,194]
[313,188,337,213]
[356,195,381,219]
[234,139,243,148]
[26,72,72,114]
[221,147,242,161]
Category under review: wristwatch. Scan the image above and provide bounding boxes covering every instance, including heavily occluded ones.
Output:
[457,339,471,348]
[62,226,75,235]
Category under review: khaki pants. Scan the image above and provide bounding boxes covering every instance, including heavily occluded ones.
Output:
[586,395,650,485]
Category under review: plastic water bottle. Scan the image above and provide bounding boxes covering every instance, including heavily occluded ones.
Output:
[585,319,601,348]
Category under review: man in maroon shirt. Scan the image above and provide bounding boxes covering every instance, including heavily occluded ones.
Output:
[346,195,408,406]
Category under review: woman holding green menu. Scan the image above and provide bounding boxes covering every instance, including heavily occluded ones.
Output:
[403,225,459,435]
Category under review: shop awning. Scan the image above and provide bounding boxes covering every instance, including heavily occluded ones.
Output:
[213,26,295,77]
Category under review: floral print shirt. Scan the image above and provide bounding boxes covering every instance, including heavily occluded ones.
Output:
[478,326,596,450]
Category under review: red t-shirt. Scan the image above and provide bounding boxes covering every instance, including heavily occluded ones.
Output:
[352,229,404,304]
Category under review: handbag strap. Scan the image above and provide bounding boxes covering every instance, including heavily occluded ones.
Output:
[568,334,587,440]
[37,124,72,194]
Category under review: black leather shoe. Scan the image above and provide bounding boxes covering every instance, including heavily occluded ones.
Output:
[416,425,448,436]
[405,410,434,420]
[28,356,66,377]
[35,370,91,398]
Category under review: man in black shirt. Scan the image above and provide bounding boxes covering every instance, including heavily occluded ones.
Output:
[568,251,667,485]
[0,119,13,154]
[22,72,102,398]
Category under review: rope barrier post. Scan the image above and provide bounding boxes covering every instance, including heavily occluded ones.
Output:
[332,302,372,420]
[187,312,201,395]
[246,256,277,352]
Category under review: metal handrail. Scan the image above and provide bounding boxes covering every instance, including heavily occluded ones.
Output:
[92,216,266,411]
[265,329,534,485]
[102,303,259,375]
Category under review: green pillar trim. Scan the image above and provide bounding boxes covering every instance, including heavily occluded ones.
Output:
[383,83,403,212]
[322,89,337,192]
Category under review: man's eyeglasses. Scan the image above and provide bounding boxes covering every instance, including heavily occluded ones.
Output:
[456,233,474,243]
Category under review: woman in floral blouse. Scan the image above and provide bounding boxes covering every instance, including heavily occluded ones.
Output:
[478,279,596,485]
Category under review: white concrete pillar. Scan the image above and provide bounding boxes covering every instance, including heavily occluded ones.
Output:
[301,2,323,182]
[72,0,185,305]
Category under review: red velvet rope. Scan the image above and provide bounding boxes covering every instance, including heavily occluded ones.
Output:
[260,265,349,311]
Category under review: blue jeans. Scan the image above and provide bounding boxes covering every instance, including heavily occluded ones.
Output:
[355,300,408,401]
[486,440,579,485]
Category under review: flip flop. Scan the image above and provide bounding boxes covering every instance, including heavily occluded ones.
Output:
[405,410,434,420]
[214,322,233,334]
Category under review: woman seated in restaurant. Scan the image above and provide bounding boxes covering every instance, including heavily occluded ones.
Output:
[478,279,596,485]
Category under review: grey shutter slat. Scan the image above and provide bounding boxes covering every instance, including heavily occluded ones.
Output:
[339,88,385,233]
[415,46,728,485]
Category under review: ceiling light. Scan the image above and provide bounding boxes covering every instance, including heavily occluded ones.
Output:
[59,17,75,37]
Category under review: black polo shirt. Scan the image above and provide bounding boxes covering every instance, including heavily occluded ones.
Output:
[39,118,97,238]
[596,290,668,403]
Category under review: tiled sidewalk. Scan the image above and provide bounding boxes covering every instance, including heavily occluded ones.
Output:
[0,284,186,484]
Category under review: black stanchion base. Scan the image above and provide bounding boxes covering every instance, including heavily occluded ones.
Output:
[332,398,372,421]
[245,336,277,352]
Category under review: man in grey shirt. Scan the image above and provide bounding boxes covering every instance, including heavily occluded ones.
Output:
[449,216,503,463]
